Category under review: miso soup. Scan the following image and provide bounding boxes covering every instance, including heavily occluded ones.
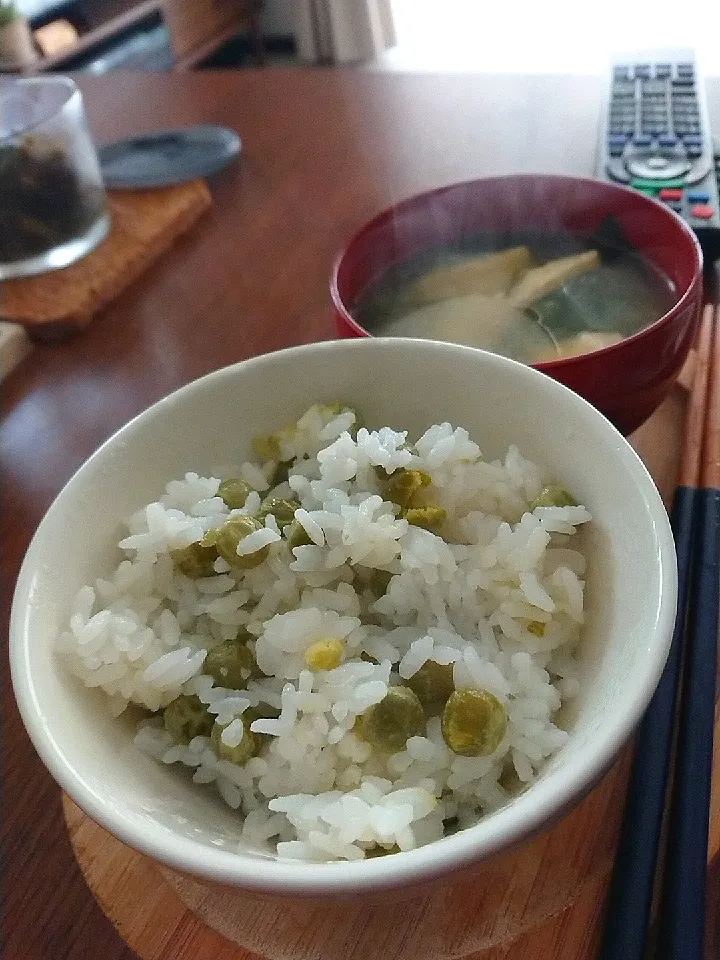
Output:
[353,230,675,364]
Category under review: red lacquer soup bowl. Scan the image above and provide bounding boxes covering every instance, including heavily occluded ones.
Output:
[331,174,703,435]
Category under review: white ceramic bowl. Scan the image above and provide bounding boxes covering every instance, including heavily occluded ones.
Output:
[10,339,676,903]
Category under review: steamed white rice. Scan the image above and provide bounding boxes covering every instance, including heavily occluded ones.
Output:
[58,404,591,862]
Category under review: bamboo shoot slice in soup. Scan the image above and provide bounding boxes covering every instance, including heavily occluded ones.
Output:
[354,233,675,364]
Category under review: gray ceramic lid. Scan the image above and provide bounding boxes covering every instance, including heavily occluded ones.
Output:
[98,125,241,189]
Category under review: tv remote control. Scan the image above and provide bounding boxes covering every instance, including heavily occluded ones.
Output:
[596,49,720,259]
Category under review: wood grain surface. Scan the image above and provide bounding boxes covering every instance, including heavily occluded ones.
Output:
[57,382,719,960]
[59,690,720,960]
[3,68,720,960]
[62,754,625,960]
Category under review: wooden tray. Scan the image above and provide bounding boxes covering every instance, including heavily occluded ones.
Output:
[61,381,720,960]
[2,179,211,343]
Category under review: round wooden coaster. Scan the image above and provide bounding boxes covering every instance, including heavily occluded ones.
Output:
[64,745,630,960]
[62,385,715,960]
[63,794,257,960]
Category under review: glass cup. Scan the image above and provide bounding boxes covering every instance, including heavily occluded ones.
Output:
[0,75,110,280]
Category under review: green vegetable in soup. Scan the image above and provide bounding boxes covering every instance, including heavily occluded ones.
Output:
[217,477,253,510]
[441,688,507,756]
[163,694,214,744]
[210,515,269,569]
[406,660,455,716]
[170,541,218,578]
[355,686,425,752]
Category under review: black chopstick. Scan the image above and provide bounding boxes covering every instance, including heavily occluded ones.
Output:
[656,305,720,960]
[600,304,716,960]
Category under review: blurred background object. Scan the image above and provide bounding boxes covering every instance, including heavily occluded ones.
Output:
[381,0,720,75]
[293,0,396,64]
[4,0,720,76]
[0,76,109,279]
[0,1,38,68]
[8,0,265,73]
[33,17,78,57]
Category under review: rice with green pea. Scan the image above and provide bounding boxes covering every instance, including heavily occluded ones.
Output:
[58,403,590,862]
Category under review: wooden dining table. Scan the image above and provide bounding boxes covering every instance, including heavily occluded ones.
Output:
[3,66,720,960]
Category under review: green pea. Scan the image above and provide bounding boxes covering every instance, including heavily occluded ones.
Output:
[530,485,577,510]
[253,404,360,467]
[384,469,432,508]
[170,541,218,579]
[211,715,261,764]
[304,637,344,671]
[204,638,257,688]
[499,763,527,796]
[406,660,455,716]
[252,432,284,461]
[373,464,396,481]
[310,402,361,438]
[364,844,401,858]
[257,494,299,527]
[403,506,447,531]
[368,568,393,596]
[163,694,214,744]
[285,518,312,550]
[355,686,425,752]
[210,515,269,569]
[217,477,253,510]
[441,689,508,757]
[320,401,360,425]
[268,460,292,488]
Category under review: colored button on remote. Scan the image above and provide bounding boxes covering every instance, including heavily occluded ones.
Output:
[687,191,710,203]
[659,187,683,200]
[631,176,686,189]
[690,203,714,219]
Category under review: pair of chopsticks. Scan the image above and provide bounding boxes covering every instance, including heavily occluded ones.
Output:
[600,301,720,960]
